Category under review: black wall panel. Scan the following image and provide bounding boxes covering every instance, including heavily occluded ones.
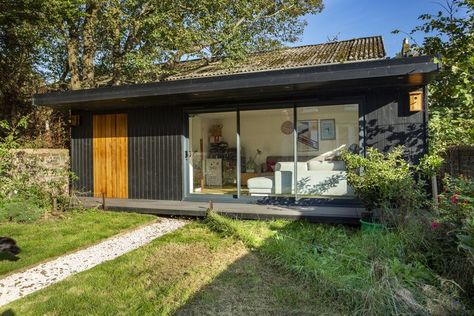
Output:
[71,110,93,195]
[128,105,183,200]
[364,88,427,163]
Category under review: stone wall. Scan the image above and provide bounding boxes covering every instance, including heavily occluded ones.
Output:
[10,149,70,195]
[440,145,474,179]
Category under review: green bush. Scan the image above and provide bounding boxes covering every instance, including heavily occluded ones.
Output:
[433,176,474,291]
[459,217,474,266]
[0,199,45,223]
[342,146,428,225]
[438,176,474,227]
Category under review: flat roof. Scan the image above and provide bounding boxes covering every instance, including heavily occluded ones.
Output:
[33,55,439,109]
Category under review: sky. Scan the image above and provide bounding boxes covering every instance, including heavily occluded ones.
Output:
[296,0,450,57]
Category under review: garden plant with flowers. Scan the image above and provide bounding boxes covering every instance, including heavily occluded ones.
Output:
[423,175,474,297]
[437,176,474,264]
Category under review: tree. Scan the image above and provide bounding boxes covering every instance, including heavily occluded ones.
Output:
[0,1,71,147]
[397,0,474,149]
[0,0,44,119]
[0,0,324,147]
[36,0,324,89]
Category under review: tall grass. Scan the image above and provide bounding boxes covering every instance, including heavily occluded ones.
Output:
[206,212,465,315]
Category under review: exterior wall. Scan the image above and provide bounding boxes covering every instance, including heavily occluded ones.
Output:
[364,87,427,163]
[70,106,183,200]
[71,111,93,195]
[128,106,183,200]
[69,86,428,201]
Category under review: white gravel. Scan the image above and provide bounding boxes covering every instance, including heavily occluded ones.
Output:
[0,217,187,307]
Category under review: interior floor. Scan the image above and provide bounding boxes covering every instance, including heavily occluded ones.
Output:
[190,185,354,199]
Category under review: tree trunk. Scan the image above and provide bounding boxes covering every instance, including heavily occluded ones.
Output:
[111,29,123,85]
[82,1,99,88]
[111,54,123,85]
[66,25,81,90]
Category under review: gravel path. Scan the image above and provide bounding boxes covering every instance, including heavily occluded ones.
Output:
[0,217,187,307]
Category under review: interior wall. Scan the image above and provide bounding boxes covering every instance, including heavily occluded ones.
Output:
[297,104,359,156]
[240,108,293,161]
[190,113,237,154]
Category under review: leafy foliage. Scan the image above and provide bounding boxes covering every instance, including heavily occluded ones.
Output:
[342,147,427,225]
[438,176,474,226]
[0,1,45,119]
[396,0,474,150]
[2,0,324,90]
[438,176,474,266]
[0,1,69,147]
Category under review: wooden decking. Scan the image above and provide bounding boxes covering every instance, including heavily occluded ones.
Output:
[79,197,364,224]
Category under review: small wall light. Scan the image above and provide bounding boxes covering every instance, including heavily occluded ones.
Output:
[70,115,81,126]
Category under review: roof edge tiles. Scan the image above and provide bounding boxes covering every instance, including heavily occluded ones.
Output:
[164,36,386,81]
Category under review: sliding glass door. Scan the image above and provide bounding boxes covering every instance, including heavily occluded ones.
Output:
[188,111,238,196]
[186,103,359,200]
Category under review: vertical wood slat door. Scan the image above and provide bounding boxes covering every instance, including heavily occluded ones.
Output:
[93,114,128,198]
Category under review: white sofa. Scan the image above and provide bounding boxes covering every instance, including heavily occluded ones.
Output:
[274,160,353,196]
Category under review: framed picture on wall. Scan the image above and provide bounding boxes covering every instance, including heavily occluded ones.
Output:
[297,120,319,152]
[320,119,336,140]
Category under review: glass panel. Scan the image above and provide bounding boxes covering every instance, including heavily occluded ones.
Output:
[240,108,294,197]
[188,112,238,195]
[296,104,359,197]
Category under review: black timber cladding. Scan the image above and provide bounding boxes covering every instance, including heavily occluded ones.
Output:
[364,88,427,163]
[71,110,93,195]
[128,105,183,200]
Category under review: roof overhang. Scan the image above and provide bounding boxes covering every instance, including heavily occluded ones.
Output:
[33,55,440,110]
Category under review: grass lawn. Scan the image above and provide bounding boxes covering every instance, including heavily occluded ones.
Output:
[2,213,467,315]
[1,222,338,315]
[0,209,156,276]
[205,213,468,315]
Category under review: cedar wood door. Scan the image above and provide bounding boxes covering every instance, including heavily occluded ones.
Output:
[93,114,128,198]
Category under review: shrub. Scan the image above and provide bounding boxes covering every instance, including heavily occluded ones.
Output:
[458,217,474,267]
[438,175,474,227]
[0,199,45,223]
[342,146,428,225]
[434,176,474,291]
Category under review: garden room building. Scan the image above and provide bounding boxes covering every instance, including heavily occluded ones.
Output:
[33,36,439,223]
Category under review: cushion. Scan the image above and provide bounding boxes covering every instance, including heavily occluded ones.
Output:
[307,160,346,171]
[266,159,277,172]
[265,155,315,172]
